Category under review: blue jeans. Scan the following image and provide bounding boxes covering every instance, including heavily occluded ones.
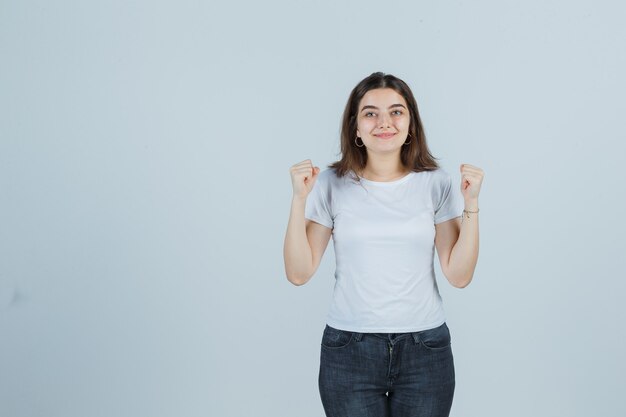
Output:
[318,322,455,417]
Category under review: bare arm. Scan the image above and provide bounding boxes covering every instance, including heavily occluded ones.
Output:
[435,164,483,288]
[283,160,333,286]
[435,198,479,288]
[283,197,332,285]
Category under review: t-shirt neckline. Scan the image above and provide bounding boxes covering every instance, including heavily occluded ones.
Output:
[354,170,415,186]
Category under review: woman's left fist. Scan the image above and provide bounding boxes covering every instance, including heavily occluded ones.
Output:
[459,164,484,201]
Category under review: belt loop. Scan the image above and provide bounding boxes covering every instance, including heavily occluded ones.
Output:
[411,331,421,344]
[354,332,363,342]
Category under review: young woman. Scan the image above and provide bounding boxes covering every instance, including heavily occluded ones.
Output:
[283,72,483,417]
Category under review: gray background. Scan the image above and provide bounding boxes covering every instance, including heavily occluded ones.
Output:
[1,0,625,416]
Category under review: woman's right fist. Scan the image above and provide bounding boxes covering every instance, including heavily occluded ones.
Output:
[290,159,320,200]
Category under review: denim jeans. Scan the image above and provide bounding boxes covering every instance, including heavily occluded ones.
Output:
[318,322,455,417]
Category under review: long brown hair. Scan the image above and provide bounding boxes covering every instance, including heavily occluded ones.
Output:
[328,72,441,182]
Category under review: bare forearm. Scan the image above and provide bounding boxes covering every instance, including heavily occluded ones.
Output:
[448,199,480,288]
[283,197,314,285]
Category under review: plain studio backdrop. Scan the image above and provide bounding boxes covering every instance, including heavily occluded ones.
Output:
[1,1,625,416]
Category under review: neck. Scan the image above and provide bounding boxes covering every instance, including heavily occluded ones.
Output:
[359,157,408,181]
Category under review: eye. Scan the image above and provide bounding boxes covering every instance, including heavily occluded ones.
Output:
[365,112,375,117]
[392,110,403,115]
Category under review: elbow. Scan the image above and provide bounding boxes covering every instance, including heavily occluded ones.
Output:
[283,258,313,286]
[288,278,306,286]
[444,263,475,289]
[283,253,316,286]
[286,273,311,286]
[453,280,471,289]
[449,274,473,289]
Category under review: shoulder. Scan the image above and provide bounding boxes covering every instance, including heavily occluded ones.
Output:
[427,167,453,186]
[317,167,344,186]
[318,168,335,180]
[424,168,454,204]
[430,167,451,179]
[409,167,450,185]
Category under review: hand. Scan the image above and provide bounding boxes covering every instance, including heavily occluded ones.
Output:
[459,164,484,202]
[290,159,320,200]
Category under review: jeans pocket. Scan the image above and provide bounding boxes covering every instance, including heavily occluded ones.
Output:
[419,323,452,351]
[321,325,354,349]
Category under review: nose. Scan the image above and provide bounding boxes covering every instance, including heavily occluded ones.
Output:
[378,112,392,128]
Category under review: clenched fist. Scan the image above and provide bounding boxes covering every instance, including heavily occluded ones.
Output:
[290,159,320,200]
[459,163,484,202]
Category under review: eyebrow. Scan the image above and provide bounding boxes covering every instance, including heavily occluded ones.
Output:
[360,104,407,112]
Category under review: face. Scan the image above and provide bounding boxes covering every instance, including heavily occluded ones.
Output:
[356,88,411,154]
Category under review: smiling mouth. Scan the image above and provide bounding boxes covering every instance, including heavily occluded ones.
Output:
[375,133,396,139]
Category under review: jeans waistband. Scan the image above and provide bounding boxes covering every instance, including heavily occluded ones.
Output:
[348,322,448,344]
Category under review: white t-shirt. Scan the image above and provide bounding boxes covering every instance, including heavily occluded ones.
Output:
[304,167,464,333]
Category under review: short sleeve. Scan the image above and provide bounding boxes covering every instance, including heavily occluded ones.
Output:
[304,172,333,229]
[434,170,464,224]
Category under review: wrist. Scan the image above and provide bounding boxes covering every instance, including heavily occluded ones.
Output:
[292,195,308,205]
[464,199,479,211]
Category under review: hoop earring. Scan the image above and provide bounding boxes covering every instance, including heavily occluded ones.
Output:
[355,136,364,147]
[403,133,412,146]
